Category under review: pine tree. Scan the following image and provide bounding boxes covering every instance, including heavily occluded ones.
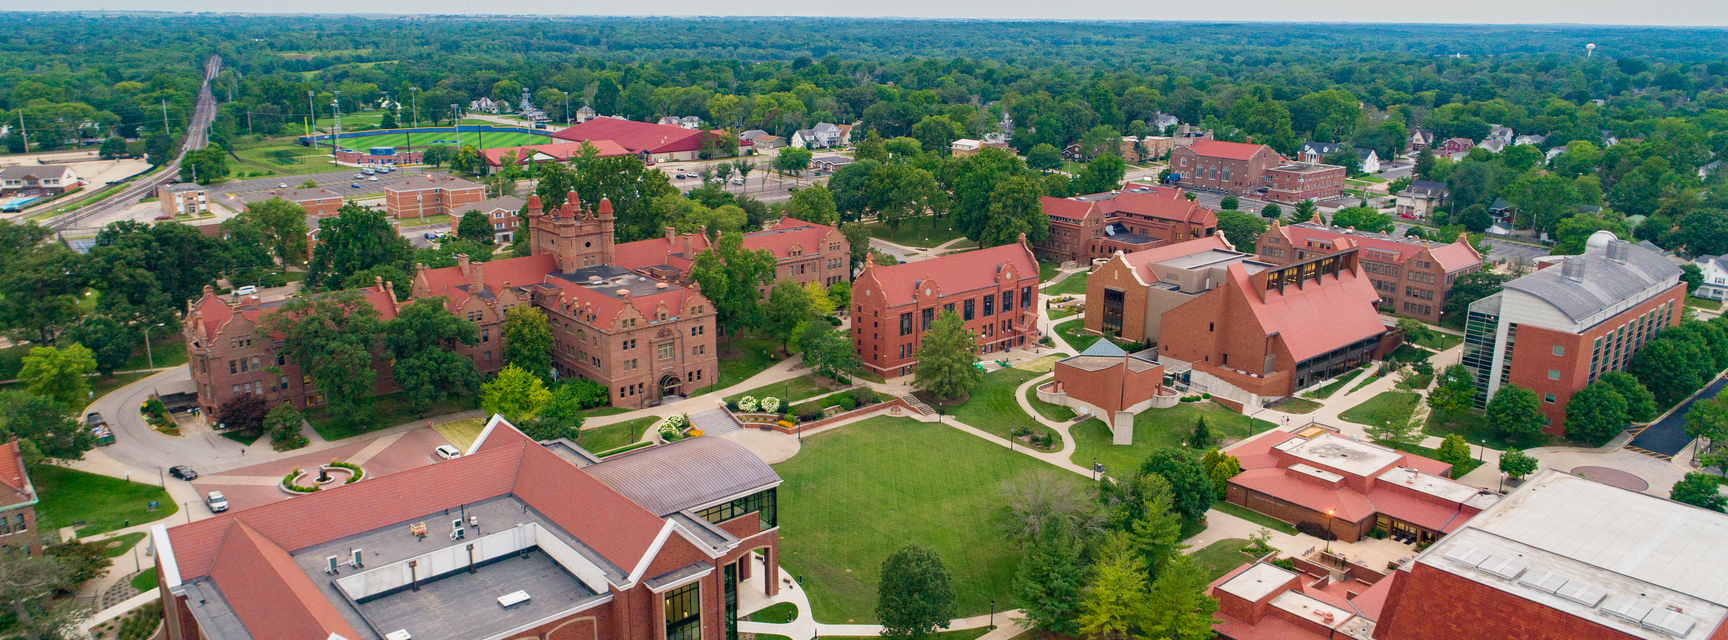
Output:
[1188,416,1213,448]
[913,309,982,400]
[1012,525,1087,635]
[1139,555,1222,640]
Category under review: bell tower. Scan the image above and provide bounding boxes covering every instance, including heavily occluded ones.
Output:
[528,191,616,273]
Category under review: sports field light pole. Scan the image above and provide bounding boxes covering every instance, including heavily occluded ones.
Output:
[411,87,420,129]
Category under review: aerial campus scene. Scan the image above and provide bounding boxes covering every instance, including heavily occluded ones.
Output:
[3,3,1728,640]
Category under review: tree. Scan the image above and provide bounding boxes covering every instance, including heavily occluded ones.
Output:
[420,145,453,167]
[456,210,495,244]
[179,144,229,184]
[1682,263,1704,295]
[1012,524,1087,636]
[913,309,982,401]
[60,314,139,377]
[774,146,813,177]
[1188,417,1213,448]
[884,136,922,158]
[259,290,385,428]
[1137,448,1214,521]
[1601,371,1658,423]
[1443,270,1512,319]
[1140,554,1221,640]
[1632,335,1709,405]
[482,364,552,424]
[1126,474,1186,573]
[764,281,815,350]
[1074,154,1126,195]
[1077,534,1147,640]
[786,182,838,226]
[385,297,481,414]
[1290,199,1319,224]
[1486,384,1546,443]
[99,136,127,159]
[1027,143,1063,171]
[829,280,852,310]
[502,306,555,380]
[0,390,92,462]
[979,175,1047,247]
[265,402,305,449]
[855,130,888,162]
[1671,473,1727,512]
[1427,364,1477,416]
[379,109,398,130]
[876,544,957,638]
[840,221,871,269]
[1218,195,1238,211]
[525,382,588,442]
[687,232,778,344]
[1499,448,1538,482]
[306,204,412,290]
[1565,382,1630,446]
[1330,206,1394,233]
[1459,204,1493,232]
[233,197,311,266]
[0,530,92,640]
[1201,448,1242,498]
[1260,203,1281,219]
[1213,210,1267,249]
[1436,434,1473,473]
[1079,125,1121,160]
[215,393,269,436]
[19,344,96,408]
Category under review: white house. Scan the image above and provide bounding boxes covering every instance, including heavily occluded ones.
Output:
[1695,255,1728,301]
[791,122,844,149]
[1486,124,1515,145]
[1354,148,1381,173]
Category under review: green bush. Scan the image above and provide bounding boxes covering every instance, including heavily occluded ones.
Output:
[282,468,320,493]
[795,402,824,422]
[838,394,858,410]
[850,387,879,407]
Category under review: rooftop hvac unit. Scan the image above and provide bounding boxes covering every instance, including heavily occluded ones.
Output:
[350,548,364,569]
[325,556,340,575]
[385,631,412,640]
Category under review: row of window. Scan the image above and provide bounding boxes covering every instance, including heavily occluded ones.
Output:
[696,488,778,531]
[0,513,27,536]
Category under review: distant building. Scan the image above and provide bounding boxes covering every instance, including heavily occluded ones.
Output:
[0,439,37,553]
[1376,469,1728,640]
[1039,340,1173,444]
[239,187,344,218]
[157,183,208,215]
[950,139,982,157]
[1486,124,1516,145]
[0,165,79,196]
[574,104,597,123]
[1263,162,1348,203]
[1408,128,1435,153]
[1034,184,1219,264]
[613,217,851,292]
[1355,148,1381,173]
[1120,136,1174,161]
[1168,139,1284,195]
[384,174,486,220]
[552,118,749,163]
[480,141,631,168]
[851,240,1041,377]
[447,195,527,244]
[1693,255,1728,301]
[1297,141,1345,164]
[1462,233,1683,432]
[335,146,422,167]
[790,123,845,149]
[1394,180,1448,220]
[1437,137,1475,155]
[1255,221,1482,324]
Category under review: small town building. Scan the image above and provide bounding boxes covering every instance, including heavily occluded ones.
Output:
[334,146,422,167]
[239,187,345,218]
[1694,255,1728,301]
[0,439,37,553]
[0,165,79,197]
[158,183,208,215]
[1263,161,1348,203]
[1393,181,1448,220]
[1039,340,1173,444]
[1462,233,1683,432]
[851,239,1041,377]
[1254,221,1482,324]
[384,174,486,220]
[950,139,982,157]
[480,141,630,168]
[1034,184,1218,264]
[446,195,526,244]
[613,217,851,291]
[552,118,749,163]
[1168,139,1286,195]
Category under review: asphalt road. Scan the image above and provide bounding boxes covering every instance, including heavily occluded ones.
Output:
[1630,375,1728,457]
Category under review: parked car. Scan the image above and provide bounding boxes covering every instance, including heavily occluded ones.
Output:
[369,176,379,181]
[353,174,364,179]
[730,177,743,185]
[278,183,288,188]
[153,215,172,220]
[234,285,259,296]
[423,231,439,240]
[168,465,198,480]
[85,412,107,427]
[434,445,462,460]
[205,491,228,513]
[351,183,361,188]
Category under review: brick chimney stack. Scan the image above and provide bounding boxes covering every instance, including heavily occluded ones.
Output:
[457,254,471,276]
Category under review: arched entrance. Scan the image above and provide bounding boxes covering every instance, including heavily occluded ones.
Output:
[659,374,683,401]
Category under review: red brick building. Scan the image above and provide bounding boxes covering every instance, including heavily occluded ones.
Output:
[385,174,486,220]
[1226,427,1497,544]
[153,415,784,640]
[1374,470,1728,640]
[552,118,751,163]
[1263,162,1348,203]
[1038,340,1173,444]
[1168,139,1286,195]
[446,195,527,244]
[0,439,37,552]
[1210,556,1395,640]
[1462,235,1685,432]
[1255,221,1482,324]
[239,188,345,218]
[1084,235,1249,344]
[481,141,632,168]
[1033,184,1219,264]
[614,217,851,291]
[851,239,1041,377]
[158,183,208,215]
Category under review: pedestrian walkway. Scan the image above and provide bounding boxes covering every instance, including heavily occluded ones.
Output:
[689,408,743,437]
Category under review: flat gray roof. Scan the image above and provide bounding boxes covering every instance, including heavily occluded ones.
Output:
[554,265,690,301]
[1156,248,1264,270]
[1283,433,1403,478]
[1217,563,1297,603]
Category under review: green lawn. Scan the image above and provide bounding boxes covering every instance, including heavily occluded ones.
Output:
[230,141,342,178]
[307,393,478,441]
[724,375,840,406]
[1047,307,1077,321]
[577,406,632,419]
[91,371,153,403]
[1212,501,1297,535]
[1053,318,1133,353]
[1068,403,1276,478]
[1189,538,1257,582]
[218,430,263,446]
[1397,372,1435,391]
[1688,296,1723,310]
[1043,271,1089,298]
[579,417,658,453]
[1338,391,1421,430]
[1303,367,1364,399]
[431,418,487,451]
[859,217,970,248]
[1346,370,1383,395]
[100,532,149,558]
[747,602,799,623]
[121,342,190,372]
[774,416,1086,624]
[1024,384,1077,422]
[827,630,995,640]
[1268,397,1322,414]
[1424,408,1552,451]
[1038,261,1061,282]
[131,567,159,592]
[949,367,1060,449]
[695,335,783,396]
[1410,331,1462,351]
[31,466,178,536]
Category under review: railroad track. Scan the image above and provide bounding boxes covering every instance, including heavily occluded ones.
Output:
[45,54,222,233]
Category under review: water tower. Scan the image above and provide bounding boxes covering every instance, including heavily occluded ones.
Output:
[1587,43,1596,58]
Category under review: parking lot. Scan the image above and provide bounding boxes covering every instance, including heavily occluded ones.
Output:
[207,166,439,207]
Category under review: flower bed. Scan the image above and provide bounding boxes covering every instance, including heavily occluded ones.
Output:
[282,461,364,494]
[141,396,179,436]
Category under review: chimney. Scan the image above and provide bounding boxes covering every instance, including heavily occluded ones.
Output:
[1607,240,1631,264]
[665,226,676,243]
[682,233,692,257]
[1562,255,1587,282]
[384,279,396,301]
[375,275,385,290]
[471,261,485,292]
[457,254,471,276]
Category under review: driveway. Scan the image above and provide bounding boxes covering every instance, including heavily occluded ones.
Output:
[1629,375,1727,458]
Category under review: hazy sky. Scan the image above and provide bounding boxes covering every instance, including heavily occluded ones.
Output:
[4,0,1727,25]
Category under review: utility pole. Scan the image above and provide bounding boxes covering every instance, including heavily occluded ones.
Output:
[333,91,343,165]
[17,111,27,153]
[308,90,317,147]
[453,104,461,150]
[247,110,253,134]
[411,87,419,128]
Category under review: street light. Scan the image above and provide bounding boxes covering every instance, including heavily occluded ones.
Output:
[144,322,166,369]
[1324,508,1335,554]
[411,87,419,129]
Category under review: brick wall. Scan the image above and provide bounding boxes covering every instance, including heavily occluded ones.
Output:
[1505,283,1684,433]
[1374,563,1644,640]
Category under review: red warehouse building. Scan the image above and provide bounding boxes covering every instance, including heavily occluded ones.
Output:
[851,238,1041,377]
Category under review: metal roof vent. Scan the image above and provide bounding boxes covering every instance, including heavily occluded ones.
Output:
[1477,555,1528,581]
[1642,608,1697,637]
[1442,545,1491,567]
[1601,594,1654,625]
[588,275,602,283]
[1556,580,1608,607]
[1517,569,1568,594]
[1606,239,1632,264]
[1562,255,1587,282]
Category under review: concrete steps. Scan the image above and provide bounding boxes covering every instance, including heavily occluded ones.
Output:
[690,408,743,436]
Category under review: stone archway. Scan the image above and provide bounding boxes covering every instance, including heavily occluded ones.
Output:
[659,373,683,400]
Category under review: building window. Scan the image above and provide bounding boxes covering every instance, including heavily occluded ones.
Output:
[1552,345,1564,356]
[481,328,490,343]
[1544,393,1557,403]
[696,487,778,531]
[1548,369,1560,380]
[1001,291,1013,313]
[659,343,675,360]
[921,308,934,331]
[964,299,975,321]
[1102,288,1125,335]
[665,583,702,640]
[900,313,913,337]
[1022,286,1033,309]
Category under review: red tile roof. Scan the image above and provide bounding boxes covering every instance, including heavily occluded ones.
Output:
[743,217,838,259]
[1042,185,1219,229]
[857,241,1039,308]
[1345,572,1395,621]
[1117,235,1234,283]
[207,521,361,640]
[1185,139,1279,161]
[551,118,727,155]
[1271,223,1481,273]
[0,440,31,509]
[1365,486,1474,534]
[188,287,399,343]
[1225,260,1386,363]
[1231,467,1378,522]
[480,141,631,167]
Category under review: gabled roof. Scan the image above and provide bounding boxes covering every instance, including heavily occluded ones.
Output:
[0,440,33,510]
[188,286,400,343]
[240,188,342,204]
[460,195,526,215]
[743,217,837,259]
[1043,184,1218,229]
[858,240,1038,308]
[1400,180,1448,197]
[1182,139,1277,161]
[1271,221,1481,273]
[0,165,74,181]
[207,520,361,640]
[551,118,729,154]
[1226,257,1386,363]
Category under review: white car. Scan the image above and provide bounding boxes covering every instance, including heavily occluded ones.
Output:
[233,285,258,296]
[435,445,462,460]
[205,491,228,512]
[369,176,379,181]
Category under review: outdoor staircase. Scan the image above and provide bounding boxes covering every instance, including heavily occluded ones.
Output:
[689,408,743,437]
[900,394,934,416]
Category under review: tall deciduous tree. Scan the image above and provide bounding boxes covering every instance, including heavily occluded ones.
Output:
[0,390,92,462]
[60,314,138,377]
[1565,381,1630,446]
[215,393,269,436]
[385,297,481,414]
[1139,555,1221,640]
[260,290,386,428]
[764,281,814,350]
[1329,206,1394,233]
[1436,433,1473,473]
[1427,364,1477,417]
[238,197,312,265]
[1498,448,1538,481]
[1012,523,1086,636]
[1486,384,1546,443]
[503,306,555,380]
[1026,143,1063,171]
[798,321,860,382]
[786,182,838,226]
[1671,473,1727,512]
[457,210,495,244]
[1074,153,1126,195]
[19,344,96,408]
[1136,449,1214,521]
[1077,534,1147,640]
[876,544,957,638]
[688,232,778,346]
[306,204,412,290]
[482,364,551,424]
[525,382,588,442]
[978,175,1047,248]
[913,309,981,401]
[1600,371,1658,423]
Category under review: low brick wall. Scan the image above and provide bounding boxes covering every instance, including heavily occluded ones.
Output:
[759,398,919,434]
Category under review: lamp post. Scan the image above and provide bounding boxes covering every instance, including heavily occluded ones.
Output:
[1324,508,1335,554]
[1248,407,1265,436]
[990,600,995,630]
[1478,438,1486,462]
[307,90,316,142]
[144,322,166,369]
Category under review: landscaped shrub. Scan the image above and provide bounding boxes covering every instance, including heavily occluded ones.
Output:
[776,419,795,429]
[1270,557,1297,571]
[327,460,365,484]
[1295,521,1337,541]
[838,395,858,410]
[283,468,320,493]
[849,387,878,407]
[761,396,781,413]
[739,396,759,412]
[795,402,824,422]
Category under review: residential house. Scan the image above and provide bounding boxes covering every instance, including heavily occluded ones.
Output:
[1393,180,1448,220]
[1120,136,1174,162]
[789,123,845,149]
[384,174,486,220]
[1034,183,1219,264]
[1514,134,1548,146]
[468,97,502,114]
[447,195,527,244]
[158,183,208,215]
[950,139,982,157]
[751,135,785,150]
[0,165,79,196]
[1437,137,1475,156]
[1692,255,1728,301]
[575,105,598,123]
[154,414,785,640]
[1486,124,1516,145]
[1355,148,1381,173]
[1153,113,1181,131]
[1462,234,1683,432]
[810,156,853,173]
[1254,220,1482,324]
[0,439,37,553]
[851,240,1041,377]
[1298,142,1346,164]
[1408,128,1435,153]
[1478,139,1508,154]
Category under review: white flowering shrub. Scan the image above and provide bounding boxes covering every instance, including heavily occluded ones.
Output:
[761,397,781,413]
[739,396,759,412]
